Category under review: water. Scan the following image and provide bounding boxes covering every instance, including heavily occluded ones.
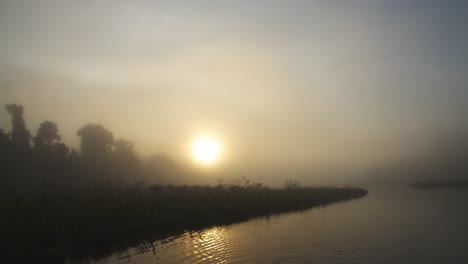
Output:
[93,186,468,264]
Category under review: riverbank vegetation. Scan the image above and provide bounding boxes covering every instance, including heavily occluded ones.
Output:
[2,184,367,263]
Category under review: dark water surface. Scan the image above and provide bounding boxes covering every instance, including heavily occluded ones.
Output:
[92,186,468,264]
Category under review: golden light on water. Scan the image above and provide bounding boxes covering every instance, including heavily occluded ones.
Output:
[191,135,222,166]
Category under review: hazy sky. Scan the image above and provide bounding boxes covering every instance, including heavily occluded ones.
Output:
[1,1,467,182]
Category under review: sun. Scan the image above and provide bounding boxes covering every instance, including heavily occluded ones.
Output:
[191,136,222,166]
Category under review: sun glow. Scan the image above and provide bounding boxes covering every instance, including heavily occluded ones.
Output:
[191,135,222,166]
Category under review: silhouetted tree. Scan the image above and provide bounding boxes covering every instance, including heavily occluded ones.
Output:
[77,124,114,160]
[0,128,7,147]
[113,138,139,178]
[34,121,61,153]
[114,139,138,164]
[0,129,8,165]
[53,142,69,157]
[69,149,80,161]
[1,104,161,186]
[76,124,115,183]
[5,104,30,150]
[1,104,33,186]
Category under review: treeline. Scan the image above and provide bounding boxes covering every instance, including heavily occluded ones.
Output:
[0,104,176,189]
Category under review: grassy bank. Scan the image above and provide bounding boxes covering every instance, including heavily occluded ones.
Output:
[1,184,367,263]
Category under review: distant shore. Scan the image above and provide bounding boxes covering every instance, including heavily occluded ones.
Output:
[409,179,468,190]
[2,184,367,263]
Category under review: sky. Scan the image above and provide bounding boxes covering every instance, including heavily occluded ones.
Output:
[1,0,467,184]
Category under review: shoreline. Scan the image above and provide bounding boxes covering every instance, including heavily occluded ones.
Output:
[2,185,368,263]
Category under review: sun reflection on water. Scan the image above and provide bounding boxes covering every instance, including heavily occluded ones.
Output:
[186,227,230,264]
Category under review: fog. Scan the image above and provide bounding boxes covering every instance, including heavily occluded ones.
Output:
[1,0,467,185]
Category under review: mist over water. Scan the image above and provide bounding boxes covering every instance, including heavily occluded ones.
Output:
[1,1,468,185]
[1,1,468,264]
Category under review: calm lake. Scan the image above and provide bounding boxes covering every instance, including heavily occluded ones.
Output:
[92,186,468,264]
